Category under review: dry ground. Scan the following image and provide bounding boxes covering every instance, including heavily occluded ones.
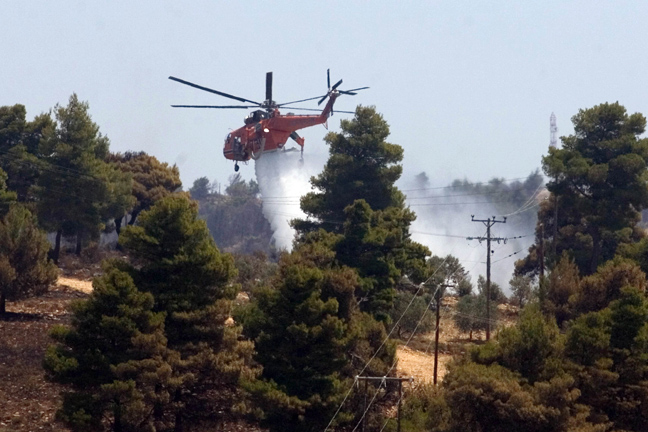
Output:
[395,298,519,383]
[0,254,262,432]
[0,281,87,431]
[0,253,519,431]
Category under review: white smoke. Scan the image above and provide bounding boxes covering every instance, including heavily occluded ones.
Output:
[404,175,543,292]
[253,148,542,293]
[254,149,325,250]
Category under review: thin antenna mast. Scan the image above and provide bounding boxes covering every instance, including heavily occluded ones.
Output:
[550,112,558,148]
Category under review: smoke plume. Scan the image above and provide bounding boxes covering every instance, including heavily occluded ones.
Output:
[254,149,324,250]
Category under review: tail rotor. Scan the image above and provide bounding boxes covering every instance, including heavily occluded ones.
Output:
[317,69,368,111]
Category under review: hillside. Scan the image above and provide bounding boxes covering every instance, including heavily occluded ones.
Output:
[0,253,518,431]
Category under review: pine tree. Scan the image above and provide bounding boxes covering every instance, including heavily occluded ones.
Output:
[44,267,173,432]
[0,104,55,202]
[239,232,396,432]
[0,204,56,314]
[35,94,131,260]
[295,106,405,234]
[522,102,648,276]
[107,151,182,232]
[118,193,257,430]
[293,107,429,318]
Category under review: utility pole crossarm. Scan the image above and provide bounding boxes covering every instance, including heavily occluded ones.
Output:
[469,215,507,341]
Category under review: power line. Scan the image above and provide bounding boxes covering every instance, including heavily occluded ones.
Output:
[324,240,482,432]
[469,215,507,341]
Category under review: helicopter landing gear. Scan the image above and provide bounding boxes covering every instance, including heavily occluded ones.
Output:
[234,163,239,172]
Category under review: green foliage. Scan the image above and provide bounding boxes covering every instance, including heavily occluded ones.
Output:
[292,106,429,320]
[0,104,55,202]
[197,174,274,255]
[476,275,507,304]
[295,106,405,233]
[108,151,182,228]
[240,240,353,432]
[565,287,648,429]
[425,254,472,296]
[189,176,211,200]
[395,384,450,432]
[453,293,497,340]
[509,275,534,307]
[449,170,544,229]
[239,232,396,431]
[545,253,580,325]
[0,204,57,313]
[572,256,646,317]
[232,251,277,293]
[389,291,434,338]
[442,361,599,432]
[225,173,259,199]
[530,102,648,276]
[119,194,237,336]
[0,169,17,219]
[336,200,424,320]
[34,95,133,259]
[44,267,172,431]
[473,306,563,384]
[117,193,258,429]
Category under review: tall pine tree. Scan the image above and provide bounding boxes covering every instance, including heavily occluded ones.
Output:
[118,193,257,430]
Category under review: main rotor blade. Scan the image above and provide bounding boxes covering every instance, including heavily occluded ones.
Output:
[331,79,343,90]
[338,91,357,96]
[278,95,327,107]
[342,86,369,92]
[168,76,261,105]
[283,107,355,114]
[327,69,330,89]
[266,72,272,102]
[170,105,255,109]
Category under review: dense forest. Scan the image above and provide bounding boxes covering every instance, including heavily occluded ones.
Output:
[2,97,648,431]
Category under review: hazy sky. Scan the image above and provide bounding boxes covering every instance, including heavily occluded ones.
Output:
[4,1,648,188]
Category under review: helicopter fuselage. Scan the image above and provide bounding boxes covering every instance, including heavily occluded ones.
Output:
[223,93,338,162]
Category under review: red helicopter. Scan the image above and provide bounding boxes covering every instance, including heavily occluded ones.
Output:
[169,70,368,171]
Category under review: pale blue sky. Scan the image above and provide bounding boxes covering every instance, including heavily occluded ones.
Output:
[3,1,647,187]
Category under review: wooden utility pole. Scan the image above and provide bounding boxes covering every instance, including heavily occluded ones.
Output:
[434,283,454,385]
[539,223,545,280]
[356,376,414,432]
[468,215,507,341]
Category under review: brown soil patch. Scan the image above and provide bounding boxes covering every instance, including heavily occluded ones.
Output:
[395,297,520,384]
[56,276,93,293]
[0,285,87,431]
[396,345,453,383]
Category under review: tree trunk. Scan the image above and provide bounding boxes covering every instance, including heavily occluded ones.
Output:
[113,402,123,432]
[590,230,602,275]
[115,217,124,251]
[469,329,472,341]
[174,411,183,432]
[129,209,141,226]
[173,389,183,432]
[0,291,6,315]
[52,229,62,264]
[115,216,123,235]
[75,233,82,256]
[153,384,164,423]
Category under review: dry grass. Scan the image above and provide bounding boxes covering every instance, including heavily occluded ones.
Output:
[395,296,520,384]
